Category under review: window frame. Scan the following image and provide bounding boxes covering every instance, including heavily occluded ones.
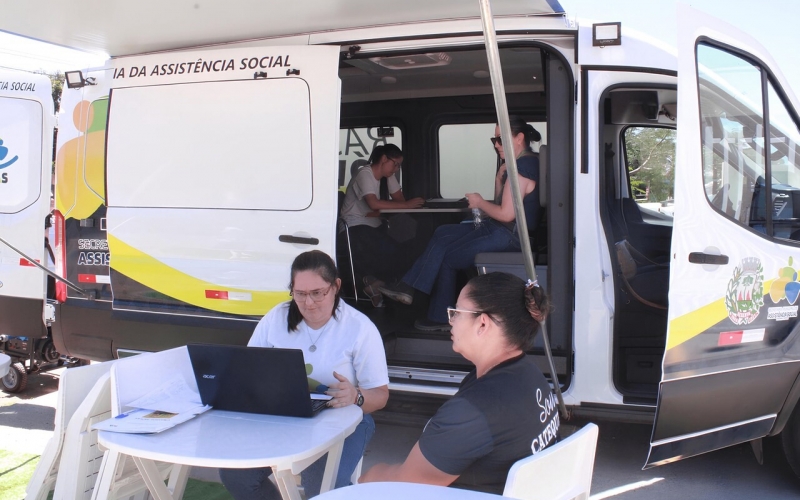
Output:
[695,37,800,246]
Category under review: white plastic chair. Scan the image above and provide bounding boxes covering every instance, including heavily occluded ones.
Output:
[503,423,599,500]
[52,371,173,500]
[26,361,115,500]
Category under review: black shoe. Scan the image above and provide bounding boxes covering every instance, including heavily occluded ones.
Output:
[414,319,451,332]
[362,276,385,308]
[378,282,414,305]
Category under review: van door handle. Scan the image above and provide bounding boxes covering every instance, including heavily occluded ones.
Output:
[279,235,319,246]
[688,252,729,265]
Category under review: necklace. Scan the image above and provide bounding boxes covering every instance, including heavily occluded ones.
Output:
[305,319,332,352]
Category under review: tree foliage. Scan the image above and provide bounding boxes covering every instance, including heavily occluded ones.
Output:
[625,127,676,203]
[34,70,64,113]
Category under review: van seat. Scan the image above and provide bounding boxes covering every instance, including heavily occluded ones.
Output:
[475,252,547,290]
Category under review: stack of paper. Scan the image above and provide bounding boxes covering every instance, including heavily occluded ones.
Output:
[93,375,211,434]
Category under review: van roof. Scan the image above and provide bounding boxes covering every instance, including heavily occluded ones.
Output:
[1,0,565,58]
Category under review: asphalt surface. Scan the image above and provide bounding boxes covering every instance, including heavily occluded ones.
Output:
[3,366,800,499]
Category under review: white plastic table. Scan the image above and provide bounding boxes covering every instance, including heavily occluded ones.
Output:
[315,482,506,499]
[0,353,10,378]
[94,405,363,500]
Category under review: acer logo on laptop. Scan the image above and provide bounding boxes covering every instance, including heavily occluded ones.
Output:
[202,374,216,379]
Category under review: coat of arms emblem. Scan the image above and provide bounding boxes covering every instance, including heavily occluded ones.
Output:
[725,257,764,325]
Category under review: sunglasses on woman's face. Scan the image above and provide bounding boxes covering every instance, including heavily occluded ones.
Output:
[490,136,502,146]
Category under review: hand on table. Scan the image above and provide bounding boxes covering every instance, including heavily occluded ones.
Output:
[326,371,357,408]
[405,197,425,209]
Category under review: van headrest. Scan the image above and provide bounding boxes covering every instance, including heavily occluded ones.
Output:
[538,144,548,207]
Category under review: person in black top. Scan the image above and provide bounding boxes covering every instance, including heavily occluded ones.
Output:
[361,272,559,494]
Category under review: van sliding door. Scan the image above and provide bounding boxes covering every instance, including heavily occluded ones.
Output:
[104,46,341,321]
[647,5,800,467]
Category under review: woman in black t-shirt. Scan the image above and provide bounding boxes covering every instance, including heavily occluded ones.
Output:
[361,272,559,494]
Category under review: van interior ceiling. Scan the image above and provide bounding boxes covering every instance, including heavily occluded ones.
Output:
[334,44,573,390]
[600,87,678,404]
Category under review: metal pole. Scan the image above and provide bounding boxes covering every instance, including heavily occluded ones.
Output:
[478,0,568,419]
[0,235,93,298]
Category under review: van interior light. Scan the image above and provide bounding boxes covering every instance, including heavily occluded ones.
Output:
[593,22,622,47]
[65,71,97,88]
[370,53,452,70]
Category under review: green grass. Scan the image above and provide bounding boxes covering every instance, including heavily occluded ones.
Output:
[0,448,233,500]
[0,449,40,500]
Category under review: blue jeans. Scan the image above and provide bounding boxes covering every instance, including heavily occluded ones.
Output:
[219,414,375,500]
[402,221,520,323]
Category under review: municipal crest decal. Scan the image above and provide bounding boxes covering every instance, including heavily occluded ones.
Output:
[725,257,765,325]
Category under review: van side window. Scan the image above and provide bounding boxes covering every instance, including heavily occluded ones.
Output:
[623,126,676,218]
[0,97,44,214]
[106,79,312,211]
[339,127,402,189]
[697,42,800,241]
[438,122,546,199]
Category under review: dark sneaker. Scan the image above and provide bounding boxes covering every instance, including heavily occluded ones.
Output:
[378,282,414,305]
[414,319,451,332]
[362,276,385,308]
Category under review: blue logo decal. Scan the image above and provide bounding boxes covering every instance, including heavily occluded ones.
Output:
[0,139,19,169]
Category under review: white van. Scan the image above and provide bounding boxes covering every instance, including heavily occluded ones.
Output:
[3,0,800,475]
[0,69,56,392]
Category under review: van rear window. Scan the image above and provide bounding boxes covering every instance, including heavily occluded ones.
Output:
[0,97,43,214]
[106,79,312,210]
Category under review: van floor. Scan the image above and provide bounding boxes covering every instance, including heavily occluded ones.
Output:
[348,298,473,373]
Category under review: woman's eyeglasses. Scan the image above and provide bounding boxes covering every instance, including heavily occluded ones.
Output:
[291,285,333,302]
[446,307,482,323]
[490,136,502,146]
[386,158,402,169]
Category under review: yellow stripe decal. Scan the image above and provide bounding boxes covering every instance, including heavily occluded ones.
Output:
[666,280,772,351]
[108,234,288,316]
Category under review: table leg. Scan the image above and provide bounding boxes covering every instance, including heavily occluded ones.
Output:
[166,464,191,499]
[132,456,175,500]
[319,440,344,494]
[273,468,303,500]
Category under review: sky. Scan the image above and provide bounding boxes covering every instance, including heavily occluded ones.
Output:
[0,0,798,94]
[559,0,800,96]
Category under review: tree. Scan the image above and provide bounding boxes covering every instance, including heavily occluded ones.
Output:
[624,127,676,203]
[34,70,64,112]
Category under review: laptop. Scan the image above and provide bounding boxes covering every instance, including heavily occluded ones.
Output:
[186,344,330,418]
[423,197,469,209]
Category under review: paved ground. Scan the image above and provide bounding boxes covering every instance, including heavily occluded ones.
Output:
[4,366,800,499]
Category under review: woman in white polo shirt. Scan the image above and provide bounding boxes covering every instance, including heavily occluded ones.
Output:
[219,250,389,499]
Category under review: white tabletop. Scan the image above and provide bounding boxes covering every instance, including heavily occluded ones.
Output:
[0,353,10,378]
[315,482,506,499]
[98,405,363,470]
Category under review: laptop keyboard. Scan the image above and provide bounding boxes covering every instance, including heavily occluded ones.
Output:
[311,399,329,412]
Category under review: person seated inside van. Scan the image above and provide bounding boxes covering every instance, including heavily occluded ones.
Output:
[380,117,541,330]
[340,144,424,305]
[361,272,559,494]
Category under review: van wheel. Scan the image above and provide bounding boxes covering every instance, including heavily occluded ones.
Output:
[781,403,800,479]
[1,362,28,393]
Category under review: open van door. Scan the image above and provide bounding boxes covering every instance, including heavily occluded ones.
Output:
[647,5,800,467]
[102,46,341,322]
[0,71,54,336]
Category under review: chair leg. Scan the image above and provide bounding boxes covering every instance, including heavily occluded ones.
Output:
[343,225,359,301]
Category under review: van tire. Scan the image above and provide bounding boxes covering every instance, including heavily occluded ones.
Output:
[1,362,28,393]
[781,403,800,479]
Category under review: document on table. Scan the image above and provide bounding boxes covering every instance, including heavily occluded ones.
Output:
[127,375,206,414]
[93,375,211,433]
[93,408,207,434]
